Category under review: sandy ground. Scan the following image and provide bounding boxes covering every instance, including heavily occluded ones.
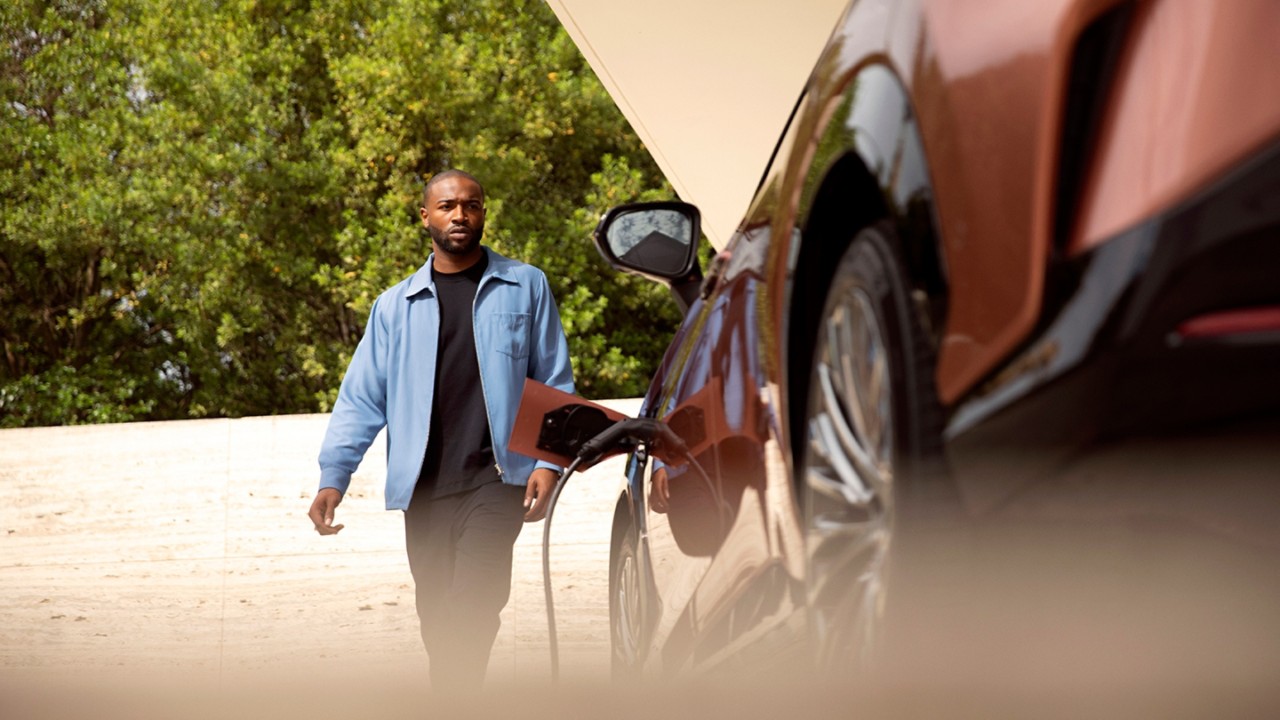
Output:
[6,409,1280,719]
[0,405,658,716]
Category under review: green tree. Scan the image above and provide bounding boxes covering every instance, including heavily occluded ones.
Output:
[1,0,679,428]
[1,0,173,424]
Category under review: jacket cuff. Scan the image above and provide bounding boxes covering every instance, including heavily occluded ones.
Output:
[319,467,353,496]
[534,459,563,476]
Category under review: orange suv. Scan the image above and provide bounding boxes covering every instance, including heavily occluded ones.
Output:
[589,0,1280,678]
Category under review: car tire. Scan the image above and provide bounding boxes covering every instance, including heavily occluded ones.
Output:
[610,520,645,680]
[800,221,948,673]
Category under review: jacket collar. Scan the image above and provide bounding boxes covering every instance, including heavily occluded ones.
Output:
[404,246,517,299]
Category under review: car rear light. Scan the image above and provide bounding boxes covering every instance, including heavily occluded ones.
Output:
[1171,306,1280,345]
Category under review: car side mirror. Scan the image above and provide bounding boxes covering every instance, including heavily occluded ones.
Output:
[593,201,703,313]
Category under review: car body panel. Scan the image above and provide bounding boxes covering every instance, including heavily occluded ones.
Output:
[573,0,1280,676]
[1072,0,1280,252]
[629,236,806,672]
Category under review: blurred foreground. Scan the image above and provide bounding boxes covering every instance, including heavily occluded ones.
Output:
[0,409,630,716]
[3,411,1279,718]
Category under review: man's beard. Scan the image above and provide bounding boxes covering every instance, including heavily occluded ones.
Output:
[429,222,484,256]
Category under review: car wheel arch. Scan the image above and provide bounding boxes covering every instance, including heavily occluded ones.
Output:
[786,166,946,478]
[781,63,949,467]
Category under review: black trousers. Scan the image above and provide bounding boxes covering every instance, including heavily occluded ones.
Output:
[403,480,526,689]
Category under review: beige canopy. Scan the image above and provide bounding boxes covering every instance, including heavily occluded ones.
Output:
[546,0,850,249]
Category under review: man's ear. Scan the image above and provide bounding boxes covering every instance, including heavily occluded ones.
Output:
[419,206,430,226]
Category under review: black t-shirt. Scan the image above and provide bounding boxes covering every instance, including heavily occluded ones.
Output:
[416,254,499,500]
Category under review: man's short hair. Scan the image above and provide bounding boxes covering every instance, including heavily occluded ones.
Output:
[423,169,485,207]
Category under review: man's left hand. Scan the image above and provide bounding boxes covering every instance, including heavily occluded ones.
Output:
[523,468,559,522]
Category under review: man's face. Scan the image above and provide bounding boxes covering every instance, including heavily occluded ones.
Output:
[421,176,486,257]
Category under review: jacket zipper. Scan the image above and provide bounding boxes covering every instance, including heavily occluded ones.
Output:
[473,264,504,482]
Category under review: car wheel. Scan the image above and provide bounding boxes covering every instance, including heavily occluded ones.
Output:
[801,222,946,673]
[610,520,644,679]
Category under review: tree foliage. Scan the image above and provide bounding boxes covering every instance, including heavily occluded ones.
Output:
[1,0,680,427]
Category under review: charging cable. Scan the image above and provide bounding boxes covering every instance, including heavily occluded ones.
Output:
[539,417,689,682]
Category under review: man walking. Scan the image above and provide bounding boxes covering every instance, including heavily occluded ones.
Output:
[308,169,573,689]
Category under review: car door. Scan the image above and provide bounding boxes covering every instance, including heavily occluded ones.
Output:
[638,225,806,673]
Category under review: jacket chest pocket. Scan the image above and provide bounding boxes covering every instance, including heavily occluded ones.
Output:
[491,312,530,358]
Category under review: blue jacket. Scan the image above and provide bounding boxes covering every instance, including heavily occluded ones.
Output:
[318,247,575,510]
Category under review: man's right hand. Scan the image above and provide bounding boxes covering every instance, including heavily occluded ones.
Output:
[308,488,345,535]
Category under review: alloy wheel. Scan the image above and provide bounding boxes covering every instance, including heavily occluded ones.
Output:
[611,528,643,677]
[802,240,900,671]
